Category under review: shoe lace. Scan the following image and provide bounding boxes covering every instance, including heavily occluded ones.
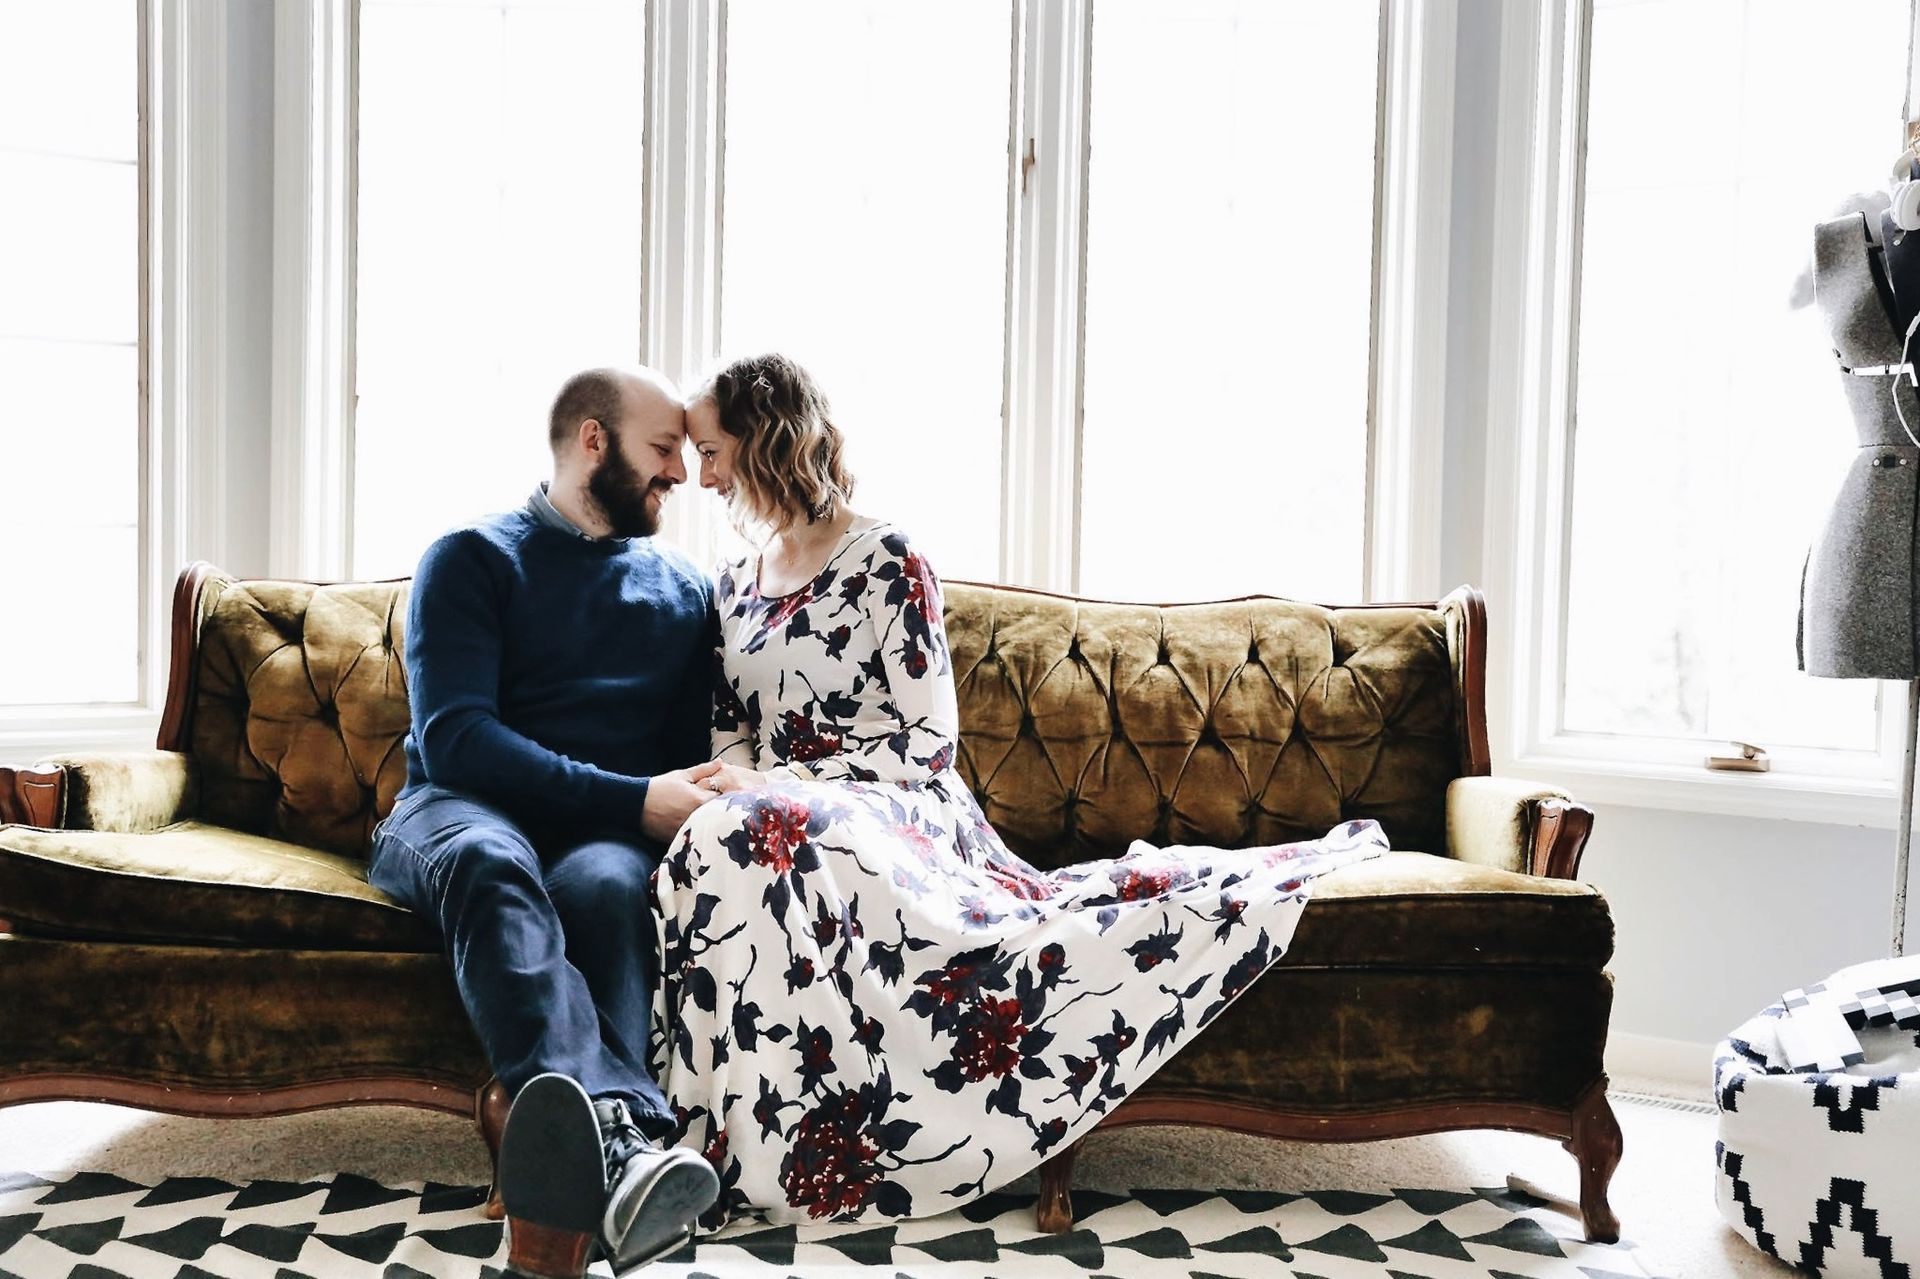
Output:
[594,1098,652,1184]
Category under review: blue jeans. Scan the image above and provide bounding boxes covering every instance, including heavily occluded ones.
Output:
[368,783,675,1139]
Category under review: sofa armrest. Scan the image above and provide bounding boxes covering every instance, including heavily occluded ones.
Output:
[1445,775,1595,880]
[0,765,65,828]
[26,750,199,833]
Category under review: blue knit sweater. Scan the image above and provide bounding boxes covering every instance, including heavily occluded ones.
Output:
[396,505,712,834]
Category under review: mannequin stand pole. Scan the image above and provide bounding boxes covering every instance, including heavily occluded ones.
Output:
[1898,677,1919,956]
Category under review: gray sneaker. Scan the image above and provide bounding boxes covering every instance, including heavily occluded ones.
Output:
[593,1099,720,1273]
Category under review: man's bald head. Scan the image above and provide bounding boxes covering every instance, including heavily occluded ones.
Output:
[548,365,682,454]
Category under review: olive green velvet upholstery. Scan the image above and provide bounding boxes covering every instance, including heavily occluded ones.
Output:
[0,821,434,951]
[188,577,411,856]
[1,934,483,1094]
[1444,775,1574,874]
[0,572,1610,1132]
[945,589,1467,863]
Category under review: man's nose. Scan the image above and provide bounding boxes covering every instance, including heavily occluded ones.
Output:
[664,448,688,484]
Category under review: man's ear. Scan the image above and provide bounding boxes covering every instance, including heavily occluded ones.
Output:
[578,418,605,458]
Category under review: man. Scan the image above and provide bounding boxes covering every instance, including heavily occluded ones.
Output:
[368,366,724,1278]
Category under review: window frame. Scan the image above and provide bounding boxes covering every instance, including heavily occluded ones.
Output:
[0,0,216,760]
[283,0,1450,595]
[1480,0,1911,827]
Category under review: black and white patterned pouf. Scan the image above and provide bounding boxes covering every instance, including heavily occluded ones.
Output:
[1714,956,1920,1274]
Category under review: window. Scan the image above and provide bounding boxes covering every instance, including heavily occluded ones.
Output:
[1079,0,1383,604]
[1562,0,1907,760]
[353,0,647,580]
[717,0,1013,584]
[334,4,1416,599]
[0,0,142,706]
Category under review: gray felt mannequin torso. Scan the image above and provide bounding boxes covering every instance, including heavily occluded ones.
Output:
[1799,212,1920,678]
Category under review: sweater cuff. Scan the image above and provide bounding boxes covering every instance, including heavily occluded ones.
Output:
[588,771,653,828]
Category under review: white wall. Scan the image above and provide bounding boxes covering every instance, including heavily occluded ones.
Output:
[1584,805,1895,1046]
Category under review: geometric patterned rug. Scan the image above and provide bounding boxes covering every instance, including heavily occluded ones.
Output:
[0,1171,1659,1278]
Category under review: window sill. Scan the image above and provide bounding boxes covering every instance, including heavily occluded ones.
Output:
[1498,751,1902,830]
[0,709,164,764]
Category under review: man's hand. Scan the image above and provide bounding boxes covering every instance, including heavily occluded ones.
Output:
[704,763,767,794]
[641,761,725,843]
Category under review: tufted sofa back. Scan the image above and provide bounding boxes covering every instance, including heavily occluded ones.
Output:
[171,569,1485,864]
[943,583,1482,867]
[186,576,413,855]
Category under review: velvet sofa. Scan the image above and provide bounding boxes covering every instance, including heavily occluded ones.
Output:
[0,564,1619,1241]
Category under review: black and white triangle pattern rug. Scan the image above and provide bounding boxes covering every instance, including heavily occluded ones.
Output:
[0,1171,1659,1278]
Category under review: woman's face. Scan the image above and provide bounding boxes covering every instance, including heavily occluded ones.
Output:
[687,396,740,501]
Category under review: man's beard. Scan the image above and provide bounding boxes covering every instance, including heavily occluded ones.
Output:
[588,433,669,538]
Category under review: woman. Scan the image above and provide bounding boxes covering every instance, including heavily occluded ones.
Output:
[651,352,1387,1228]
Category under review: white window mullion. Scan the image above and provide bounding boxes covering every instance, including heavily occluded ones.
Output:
[643,0,725,570]
[1001,0,1090,594]
[1481,0,1581,783]
[1368,0,1456,603]
[268,0,355,581]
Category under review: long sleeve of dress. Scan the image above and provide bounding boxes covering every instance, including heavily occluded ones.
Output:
[765,530,959,786]
[711,593,759,765]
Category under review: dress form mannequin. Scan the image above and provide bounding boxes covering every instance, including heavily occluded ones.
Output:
[1798,212,1920,678]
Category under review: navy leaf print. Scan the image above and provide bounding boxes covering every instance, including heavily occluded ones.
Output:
[658,516,1389,1227]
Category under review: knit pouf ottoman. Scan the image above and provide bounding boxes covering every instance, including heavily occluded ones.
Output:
[1713,956,1920,1274]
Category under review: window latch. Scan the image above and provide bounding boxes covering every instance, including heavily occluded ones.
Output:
[1706,741,1771,773]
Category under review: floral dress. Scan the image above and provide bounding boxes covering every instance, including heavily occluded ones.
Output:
[647,517,1388,1228]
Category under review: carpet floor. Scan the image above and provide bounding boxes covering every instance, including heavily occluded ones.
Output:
[0,1087,1787,1277]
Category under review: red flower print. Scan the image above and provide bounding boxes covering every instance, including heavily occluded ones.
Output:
[780,1088,882,1218]
[782,710,843,762]
[984,855,1048,901]
[896,822,938,867]
[901,551,939,617]
[953,996,1026,1082]
[746,796,813,873]
[766,588,811,631]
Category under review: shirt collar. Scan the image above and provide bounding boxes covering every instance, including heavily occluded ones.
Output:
[528,481,617,542]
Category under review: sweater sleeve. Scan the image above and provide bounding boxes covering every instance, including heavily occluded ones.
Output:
[405,529,654,827]
[765,529,959,786]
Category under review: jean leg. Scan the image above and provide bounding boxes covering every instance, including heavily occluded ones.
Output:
[544,837,675,1140]
[368,785,659,1108]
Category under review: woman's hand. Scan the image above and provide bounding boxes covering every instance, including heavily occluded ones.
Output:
[641,761,725,842]
[701,762,768,795]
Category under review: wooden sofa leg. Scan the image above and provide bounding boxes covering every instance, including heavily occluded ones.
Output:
[1563,1079,1623,1243]
[1036,1140,1079,1233]
[478,1078,510,1221]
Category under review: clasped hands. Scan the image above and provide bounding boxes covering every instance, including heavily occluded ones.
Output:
[639,759,768,842]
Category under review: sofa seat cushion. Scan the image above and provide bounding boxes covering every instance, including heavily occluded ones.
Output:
[0,822,436,952]
[1277,851,1612,969]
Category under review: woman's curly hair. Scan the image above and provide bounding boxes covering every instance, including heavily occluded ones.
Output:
[696,352,855,536]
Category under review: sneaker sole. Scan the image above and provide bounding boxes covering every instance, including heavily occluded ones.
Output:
[500,1074,606,1279]
[605,1152,721,1275]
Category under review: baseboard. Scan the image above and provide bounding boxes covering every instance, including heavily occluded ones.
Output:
[1605,1032,1715,1101]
